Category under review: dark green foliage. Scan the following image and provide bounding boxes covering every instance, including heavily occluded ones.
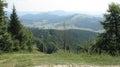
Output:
[0,33,13,52]
[35,38,47,52]
[35,38,58,54]
[8,6,23,50]
[0,0,13,52]
[26,31,33,52]
[30,28,97,52]
[0,1,33,52]
[76,45,84,54]
[45,42,58,54]
[37,43,47,52]
[8,6,33,52]
[76,41,91,54]
[66,45,70,51]
[9,6,22,38]
[13,39,20,51]
[92,3,120,55]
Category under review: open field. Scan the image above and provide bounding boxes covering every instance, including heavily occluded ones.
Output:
[0,51,120,67]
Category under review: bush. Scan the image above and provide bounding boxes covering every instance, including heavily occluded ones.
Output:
[37,42,47,52]
[36,38,58,54]
[76,45,88,54]
[45,42,58,54]
[13,39,20,51]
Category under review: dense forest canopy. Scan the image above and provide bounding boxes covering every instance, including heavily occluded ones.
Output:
[30,28,97,53]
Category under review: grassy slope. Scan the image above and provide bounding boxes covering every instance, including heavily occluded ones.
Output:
[0,50,120,67]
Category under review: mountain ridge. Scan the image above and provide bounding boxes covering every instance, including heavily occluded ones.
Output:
[7,10,104,32]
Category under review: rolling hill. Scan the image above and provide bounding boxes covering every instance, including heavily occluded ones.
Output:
[18,11,104,32]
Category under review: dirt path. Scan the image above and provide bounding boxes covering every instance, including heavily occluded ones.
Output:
[35,64,120,67]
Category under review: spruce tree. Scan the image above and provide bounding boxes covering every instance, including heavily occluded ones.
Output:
[92,3,120,55]
[0,0,13,52]
[8,5,22,50]
[9,5,22,39]
[9,5,33,51]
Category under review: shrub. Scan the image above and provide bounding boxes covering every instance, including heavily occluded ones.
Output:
[45,42,58,54]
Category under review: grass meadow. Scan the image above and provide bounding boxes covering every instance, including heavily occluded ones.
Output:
[0,50,120,67]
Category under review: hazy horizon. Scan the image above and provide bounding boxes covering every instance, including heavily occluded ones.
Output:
[6,0,120,15]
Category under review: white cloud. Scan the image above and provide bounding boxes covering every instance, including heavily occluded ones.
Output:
[6,0,120,14]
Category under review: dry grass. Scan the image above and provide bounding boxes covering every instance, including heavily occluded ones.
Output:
[0,51,120,67]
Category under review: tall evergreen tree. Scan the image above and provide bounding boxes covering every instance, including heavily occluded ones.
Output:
[92,3,120,55]
[9,5,33,51]
[9,5,22,39]
[0,0,13,52]
[8,5,22,50]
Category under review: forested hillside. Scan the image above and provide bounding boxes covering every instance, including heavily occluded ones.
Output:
[30,28,97,52]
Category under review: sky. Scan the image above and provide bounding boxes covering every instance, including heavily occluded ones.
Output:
[6,0,120,15]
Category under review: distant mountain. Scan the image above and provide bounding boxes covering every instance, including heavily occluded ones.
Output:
[17,11,104,32]
[48,10,76,16]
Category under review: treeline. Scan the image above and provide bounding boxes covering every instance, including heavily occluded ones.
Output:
[0,0,33,53]
[30,28,97,53]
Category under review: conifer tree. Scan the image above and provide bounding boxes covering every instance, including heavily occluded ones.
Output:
[8,5,22,50]
[9,5,22,39]
[92,3,120,55]
[9,5,33,51]
[0,0,13,52]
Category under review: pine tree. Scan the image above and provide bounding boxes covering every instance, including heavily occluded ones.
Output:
[0,0,13,52]
[9,5,22,39]
[8,5,22,50]
[9,5,33,51]
[92,3,120,55]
